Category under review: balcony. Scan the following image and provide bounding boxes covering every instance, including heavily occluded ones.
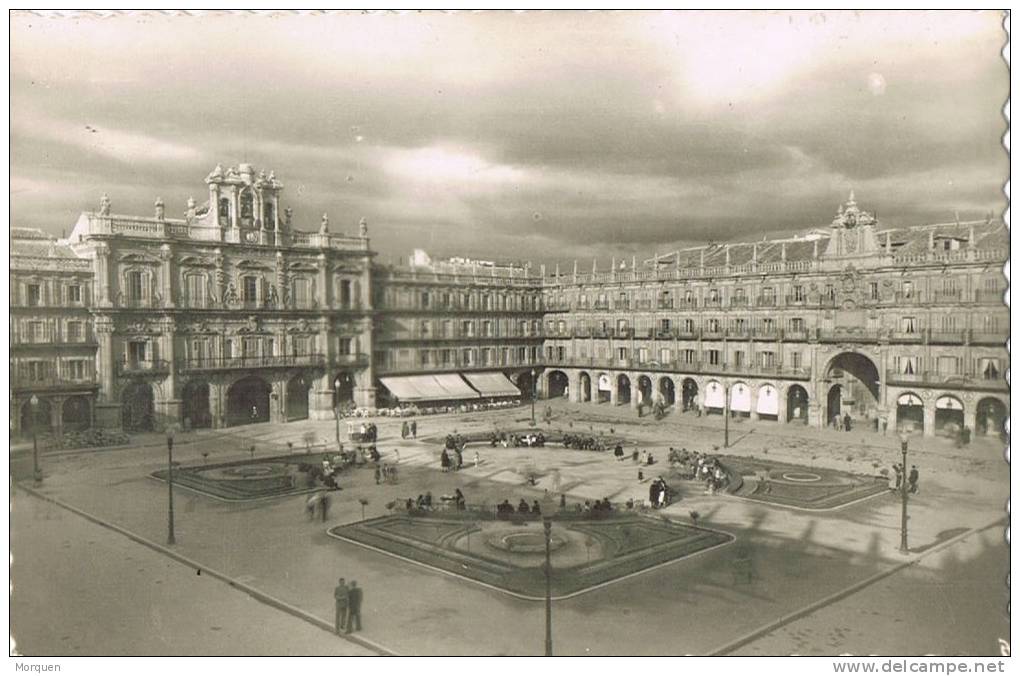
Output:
[930,290,963,303]
[657,300,675,310]
[592,301,610,311]
[928,330,966,345]
[614,300,630,311]
[726,327,750,339]
[729,296,749,308]
[818,328,882,343]
[974,289,1005,304]
[677,298,698,309]
[894,292,921,304]
[885,370,1008,392]
[970,330,1007,345]
[783,329,809,342]
[332,353,369,367]
[752,327,779,340]
[12,374,99,391]
[117,359,171,376]
[889,331,923,344]
[784,294,807,305]
[178,353,326,373]
[756,296,778,307]
[635,300,653,311]
[703,298,722,308]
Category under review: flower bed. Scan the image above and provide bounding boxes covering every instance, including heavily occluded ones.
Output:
[151,452,332,501]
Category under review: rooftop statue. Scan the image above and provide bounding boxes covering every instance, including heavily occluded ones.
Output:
[99,193,111,216]
[320,213,330,234]
[359,217,368,237]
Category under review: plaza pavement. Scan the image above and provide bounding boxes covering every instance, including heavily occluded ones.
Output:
[10,399,1009,655]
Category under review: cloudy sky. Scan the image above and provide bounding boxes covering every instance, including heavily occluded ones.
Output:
[10,10,1008,268]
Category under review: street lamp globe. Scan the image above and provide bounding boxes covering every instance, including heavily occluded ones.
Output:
[29,394,39,409]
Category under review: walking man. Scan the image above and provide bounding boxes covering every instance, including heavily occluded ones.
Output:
[908,465,920,494]
[334,578,349,634]
[410,420,417,439]
[346,581,363,633]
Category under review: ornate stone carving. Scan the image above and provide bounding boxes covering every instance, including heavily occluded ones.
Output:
[99,193,111,216]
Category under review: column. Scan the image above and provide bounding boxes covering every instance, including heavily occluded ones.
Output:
[749,385,759,421]
[355,319,376,408]
[271,378,286,424]
[963,405,977,435]
[50,396,65,441]
[922,400,936,438]
[609,375,618,405]
[777,386,788,423]
[160,244,175,308]
[94,318,121,428]
[629,374,640,410]
[95,242,112,308]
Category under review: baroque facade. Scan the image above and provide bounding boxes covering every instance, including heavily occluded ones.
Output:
[9,168,1009,440]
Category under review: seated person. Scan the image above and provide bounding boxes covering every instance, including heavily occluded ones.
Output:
[415,494,426,509]
[531,499,541,514]
[405,497,415,511]
[518,498,531,514]
[423,491,433,508]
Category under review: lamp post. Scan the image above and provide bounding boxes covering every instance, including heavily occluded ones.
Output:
[530,368,538,426]
[334,377,343,450]
[723,382,730,448]
[29,395,42,484]
[166,426,176,545]
[540,492,557,656]
[899,434,909,554]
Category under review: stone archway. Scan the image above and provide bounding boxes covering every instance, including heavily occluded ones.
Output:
[20,398,53,436]
[826,384,842,425]
[226,376,271,427]
[636,375,653,404]
[547,370,569,399]
[704,380,724,413]
[596,373,612,404]
[896,392,925,435]
[756,383,779,421]
[658,377,675,406]
[332,372,356,409]
[786,384,809,423]
[682,378,699,412]
[62,396,92,432]
[182,380,212,429]
[934,394,965,436]
[730,382,751,418]
[824,351,881,422]
[578,372,592,403]
[616,374,632,405]
[286,374,311,421]
[976,397,1007,437]
[121,381,154,431]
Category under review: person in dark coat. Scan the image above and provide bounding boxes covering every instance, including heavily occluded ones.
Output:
[649,480,661,508]
[401,421,408,439]
[518,498,531,514]
[334,578,349,634]
[440,449,451,472]
[908,465,919,493]
[843,413,853,432]
[345,581,363,633]
[410,420,417,439]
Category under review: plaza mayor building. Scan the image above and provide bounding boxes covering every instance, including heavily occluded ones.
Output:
[9,164,1009,440]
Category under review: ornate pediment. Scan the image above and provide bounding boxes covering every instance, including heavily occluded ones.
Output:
[287,261,319,273]
[118,252,161,264]
[235,259,272,271]
[178,255,215,267]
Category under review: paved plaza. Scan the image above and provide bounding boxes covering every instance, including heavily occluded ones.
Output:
[10,400,1009,656]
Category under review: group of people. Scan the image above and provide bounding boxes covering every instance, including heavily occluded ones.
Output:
[561,433,610,451]
[615,446,657,466]
[352,399,522,419]
[399,420,418,439]
[889,463,920,494]
[489,430,546,448]
[354,422,379,443]
[333,578,363,635]
[496,498,544,517]
[668,448,731,494]
[648,476,672,508]
[373,462,398,485]
[831,413,855,432]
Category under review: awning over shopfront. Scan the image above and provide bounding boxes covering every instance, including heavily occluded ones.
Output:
[379,374,481,402]
[462,371,521,398]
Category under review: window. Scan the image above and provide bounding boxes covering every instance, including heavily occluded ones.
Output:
[939,315,958,332]
[339,280,352,308]
[616,347,628,361]
[65,360,87,380]
[26,361,52,381]
[902,281,914,298]
[483,321,493,337]
[659,318,671,333]
[733,350,744,367]
[790,317,804,332]
[660,348,672,363]
[793,285,805,302]
[733,318,746,332]
[556,346,565,361]
[441,349,452,366]
[441,321,451,338]
[420,321,431,338]
[682,349,696,364]
[128,341,148,364]
[242,276,259,303]
[127,271,144,301]
[825,285,835,300]
[683,318,695,333]
[638,347,649,363]
[246,337,262,357]
[710,288,719,302]
[901,316,917,334]
[293,279,312,306]
[869,282,879,300]
[980,358,1001,380]
[186,274,206,307]
[937,356,958,375]
[760,318,774,333]
[462,349,473,366]
[790,352,801,369]
[616,319,629,333]
[66,321,83,342]
[900,356,918,375]
[28,321,45,342]
[462,321,474,337]
[707,349,720,365]
[27,284,41,306]
[759,351,776,367]
[708,318,720,333]
[421,292,430,308]
[218,197,231,226]
[67,285,82,303]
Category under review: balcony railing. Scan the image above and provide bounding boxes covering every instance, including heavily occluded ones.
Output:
[885,370,1008,391]
[974,289,1005,304]
[657,300,675,310]
[970,330,1007,345]
[117,359,171,376]
[756,296,778,307]
[541,356,811,380]
[785,294,807,305]
[730,296,749,307]
[818,328,882,343]
[12,374,99,390]
[178,353,326,372]
[889,331,924,343]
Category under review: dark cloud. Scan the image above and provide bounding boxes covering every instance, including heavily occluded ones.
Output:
[9,11,1008,270]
